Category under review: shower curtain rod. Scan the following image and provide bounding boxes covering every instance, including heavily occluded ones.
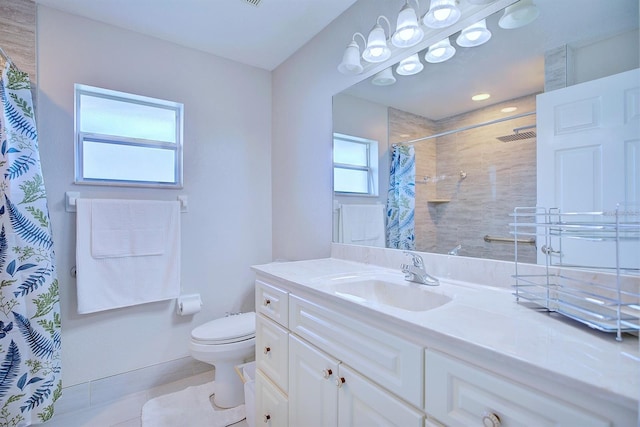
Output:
[394,111,536,146]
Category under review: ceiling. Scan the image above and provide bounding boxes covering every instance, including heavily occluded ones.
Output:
[343,0,640,120]
[34,0,358,71]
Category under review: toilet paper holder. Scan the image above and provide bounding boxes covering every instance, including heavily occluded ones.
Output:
[176,293,202,316]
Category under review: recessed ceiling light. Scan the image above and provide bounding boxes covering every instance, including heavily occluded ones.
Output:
[501,106,518,113]
[472,93,490,101]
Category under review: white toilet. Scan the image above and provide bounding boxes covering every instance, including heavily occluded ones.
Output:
[189,312,256,408]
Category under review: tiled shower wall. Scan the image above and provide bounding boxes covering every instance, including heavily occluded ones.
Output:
[0,0,36,98]
[389,94,537,263]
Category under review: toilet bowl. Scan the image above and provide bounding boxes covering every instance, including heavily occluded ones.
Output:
[189,312,256,408]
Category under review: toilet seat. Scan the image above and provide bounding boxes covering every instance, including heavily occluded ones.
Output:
[191,312,256,345]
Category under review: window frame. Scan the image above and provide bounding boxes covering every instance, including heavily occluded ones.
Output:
[333,133,378,196]
[74,84,184,188]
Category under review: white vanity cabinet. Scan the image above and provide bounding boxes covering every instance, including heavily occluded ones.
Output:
[254,267,637,427]
[425,350,613,427]
[255,279,289,426]
[256,276,425,427]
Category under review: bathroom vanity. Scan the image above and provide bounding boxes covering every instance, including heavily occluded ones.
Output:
[252,258,638,427]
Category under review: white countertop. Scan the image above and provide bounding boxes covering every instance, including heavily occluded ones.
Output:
[252,257,639,409]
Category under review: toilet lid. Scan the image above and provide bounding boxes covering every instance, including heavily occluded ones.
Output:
[191,312,256,344]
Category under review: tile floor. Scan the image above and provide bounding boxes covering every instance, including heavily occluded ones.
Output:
[44,371,249,427]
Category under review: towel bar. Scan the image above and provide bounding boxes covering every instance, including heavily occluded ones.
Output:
[65,192,188,213]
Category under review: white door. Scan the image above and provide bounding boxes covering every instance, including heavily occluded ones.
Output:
[288,335,339,427]
[537,68,640,269]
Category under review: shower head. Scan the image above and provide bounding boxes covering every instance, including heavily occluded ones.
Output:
[496,125,536,142]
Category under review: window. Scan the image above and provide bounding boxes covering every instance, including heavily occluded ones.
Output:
[74,84,183,187]
[333,133,378,196]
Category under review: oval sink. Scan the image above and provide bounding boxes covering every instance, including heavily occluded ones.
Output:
[329,279,452,312]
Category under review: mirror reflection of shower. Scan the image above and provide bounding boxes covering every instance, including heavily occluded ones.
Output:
[389,93,538,262]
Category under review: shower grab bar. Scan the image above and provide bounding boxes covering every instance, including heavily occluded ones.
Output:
[484,234,536,245]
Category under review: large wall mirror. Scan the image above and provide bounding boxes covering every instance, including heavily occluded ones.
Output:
[332,0,639,264]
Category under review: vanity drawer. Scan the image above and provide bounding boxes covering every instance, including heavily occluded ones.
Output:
[256,315,289,393]
[425,350,610,427]
[255,369,288,427]
[255,280,289,327]
[289,295,423,408]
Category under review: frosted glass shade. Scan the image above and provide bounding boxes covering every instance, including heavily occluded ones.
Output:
[396,54,423,76]
[337,41,363,74]
[456,19,492,47]
[371,68,396,86]
[424,38,456,63]
[423,0,461,28]
[391,3,424,48]
[498,0,540,29]
[363,24,391,63]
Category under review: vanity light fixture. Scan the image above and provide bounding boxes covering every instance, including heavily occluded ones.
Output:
[396,54,424,76]
[371,67,397,86]
[337,32,366,74]
[392,0,424,48]
[456,19,492,47]
[498,0,540,29]
[423,0,461,29]
[472,93,491,101]
[424,37,456,63]
[363,16,392,63]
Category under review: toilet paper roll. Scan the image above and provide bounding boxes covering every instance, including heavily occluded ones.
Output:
[176,293,202,316]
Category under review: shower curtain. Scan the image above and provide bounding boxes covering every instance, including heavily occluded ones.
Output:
[386,144,416,250]
[0,60,61,425]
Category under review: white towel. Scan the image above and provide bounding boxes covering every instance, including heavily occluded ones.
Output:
[338,204,386,247]
[76,199,181,314]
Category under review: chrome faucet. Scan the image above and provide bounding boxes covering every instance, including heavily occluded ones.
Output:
[401,251,440,286]
[448,244,462,256]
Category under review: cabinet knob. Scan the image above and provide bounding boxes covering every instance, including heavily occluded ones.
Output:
[263,346,271,355]
[263,413,271,423]
[322,368,333,379]
[482,412,501,427]
[263,298,271,306]
[335,377,346,388]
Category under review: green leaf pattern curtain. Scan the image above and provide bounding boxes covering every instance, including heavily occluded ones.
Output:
[0,61,61,426]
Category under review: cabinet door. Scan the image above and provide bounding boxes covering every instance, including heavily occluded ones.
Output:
[256,315,289,393]
[338,364,424,427]
[289,335,339,427]
[256,369,288,427]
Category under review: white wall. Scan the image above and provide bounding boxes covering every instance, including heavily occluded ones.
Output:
[271,0,403,261]
[37,6,272,386]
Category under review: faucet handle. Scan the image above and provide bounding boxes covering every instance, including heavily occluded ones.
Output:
[403,251,424,268]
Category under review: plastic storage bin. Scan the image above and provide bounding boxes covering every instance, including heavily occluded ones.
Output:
[236,361,256,427]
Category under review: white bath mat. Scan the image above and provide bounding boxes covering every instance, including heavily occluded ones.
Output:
[141,383,246,427]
